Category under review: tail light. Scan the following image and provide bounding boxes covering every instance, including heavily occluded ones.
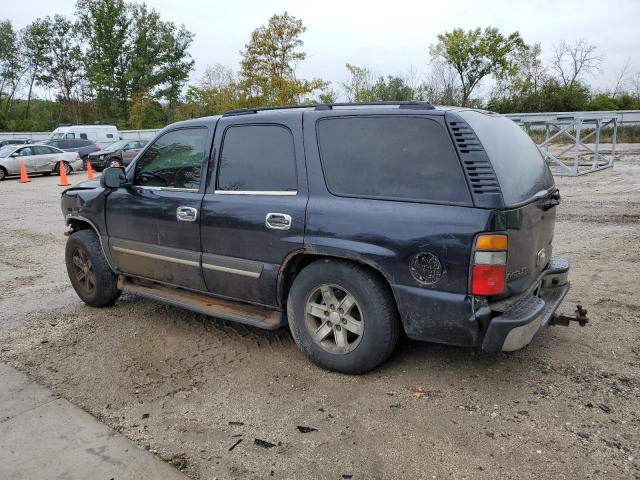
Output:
[471,234,507,296]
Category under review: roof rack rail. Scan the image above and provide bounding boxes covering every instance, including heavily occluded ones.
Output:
[315,101,435,110]
[222,101,435,117]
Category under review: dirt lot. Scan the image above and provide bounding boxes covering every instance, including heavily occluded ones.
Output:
[1,145,639,479]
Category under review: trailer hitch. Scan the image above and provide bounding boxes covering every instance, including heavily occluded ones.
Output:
[550,305,589,327]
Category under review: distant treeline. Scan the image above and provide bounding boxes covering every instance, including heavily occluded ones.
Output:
[1,7,639,132]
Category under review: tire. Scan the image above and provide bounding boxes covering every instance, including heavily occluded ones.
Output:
[65,229,121,307]
[54,161,71,176]
[108,158,122,168]
[0,167,6,181]
[287,259,400,374]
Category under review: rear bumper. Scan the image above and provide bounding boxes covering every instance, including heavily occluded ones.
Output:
[481,257,570,352]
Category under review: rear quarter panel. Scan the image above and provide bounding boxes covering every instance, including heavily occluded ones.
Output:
[302,110,493,346]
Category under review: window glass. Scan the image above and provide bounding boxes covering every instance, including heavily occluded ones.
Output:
[19,147,33,156]
[33,146,50,155]
[457,110,555,206]
[217,125,297,192]
[316,116,471,204]
[134,128,208,190]
[65,133,75,139]
[106,133,114,138]
[80,133,88,139]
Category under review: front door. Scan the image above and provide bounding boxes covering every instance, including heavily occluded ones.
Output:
[200,114,307,307]
[105,126,212,289]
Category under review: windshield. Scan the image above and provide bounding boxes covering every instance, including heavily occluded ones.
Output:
[103,140,128,151]
[51,133,65,140]
[0,145,17,158]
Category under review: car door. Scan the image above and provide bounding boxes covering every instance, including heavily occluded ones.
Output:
[199,114,307,307]
[122,141,141,165]
[105,125,213,289]
[17,146,38,172]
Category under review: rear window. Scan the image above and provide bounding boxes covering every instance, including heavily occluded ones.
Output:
[316,116,471,205]
[458,111,554,205]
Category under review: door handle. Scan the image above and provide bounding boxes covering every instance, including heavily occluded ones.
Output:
[176,206,198,222]
[265,213,292,230]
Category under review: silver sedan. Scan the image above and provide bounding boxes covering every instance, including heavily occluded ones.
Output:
[0,144,83,180]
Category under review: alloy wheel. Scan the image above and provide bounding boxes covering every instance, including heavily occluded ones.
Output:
[71,247,96,296]
[304,284,364,354]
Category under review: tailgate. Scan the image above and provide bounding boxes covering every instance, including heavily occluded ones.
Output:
[503,191,559,295]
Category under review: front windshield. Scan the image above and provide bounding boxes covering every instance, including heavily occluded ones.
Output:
[103,140,128,151]
[51,133,64,140]
[0,145,17,158]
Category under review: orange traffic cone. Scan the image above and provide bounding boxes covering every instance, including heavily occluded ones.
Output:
[58,160,70,186]
[86,161,94,180]
[19,160,30,183]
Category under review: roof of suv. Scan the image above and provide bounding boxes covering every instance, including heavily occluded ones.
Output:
[165,102,500,130]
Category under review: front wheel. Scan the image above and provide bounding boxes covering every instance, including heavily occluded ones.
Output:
[287,259,400,374]
[65,229,121,307]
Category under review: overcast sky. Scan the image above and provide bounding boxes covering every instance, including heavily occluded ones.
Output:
[4,0,640,96]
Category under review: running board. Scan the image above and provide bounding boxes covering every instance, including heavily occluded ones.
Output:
[117,276,286,330]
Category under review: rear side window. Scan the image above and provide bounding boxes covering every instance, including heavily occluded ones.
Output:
[458,111,554,205]
[217,125,297,192]
[316,116,471,205]
[80,133,88,139]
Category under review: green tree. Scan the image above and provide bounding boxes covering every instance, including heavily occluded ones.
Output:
[429,27,526,106]
[0,20,23,121]
[76,0,131,122]
[342,64,374,101]
[128,88,165,128]
[21,18,51,119]
[240,12,327,107]
[155,23,194,121]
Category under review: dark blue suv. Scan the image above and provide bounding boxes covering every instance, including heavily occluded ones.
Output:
[61,102,570,373]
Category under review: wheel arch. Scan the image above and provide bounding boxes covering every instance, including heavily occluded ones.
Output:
[66,216,119,273]
[277,251,399,314]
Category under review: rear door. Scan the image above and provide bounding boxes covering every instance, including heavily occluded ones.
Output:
[105,125,213,289]
[199,114,307,307]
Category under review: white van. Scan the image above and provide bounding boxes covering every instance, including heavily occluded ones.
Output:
[49,124,120,147]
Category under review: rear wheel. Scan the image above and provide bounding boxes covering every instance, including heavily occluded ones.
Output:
[55,161,71,176]
[287,259,400,374]
[65,229,121,307]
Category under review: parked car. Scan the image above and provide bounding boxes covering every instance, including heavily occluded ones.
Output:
[49,123,119,147]
[43,139,100,166]
[0,139,32,148]
[86,140,146,170]
[0,143,82,180]
[61,102,572,374]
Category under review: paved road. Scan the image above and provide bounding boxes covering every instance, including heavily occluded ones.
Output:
[0,362,186,480]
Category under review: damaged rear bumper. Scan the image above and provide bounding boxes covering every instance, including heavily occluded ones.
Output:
[481,257,570,352]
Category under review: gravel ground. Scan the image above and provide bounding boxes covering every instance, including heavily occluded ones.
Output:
[1,145,639,479]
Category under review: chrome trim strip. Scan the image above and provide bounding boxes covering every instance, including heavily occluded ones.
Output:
[138,186,199,193]
[112,246,200,267]
[213,190,297,196]
[202,263,261,278]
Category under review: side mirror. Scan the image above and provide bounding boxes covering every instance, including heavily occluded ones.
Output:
[100,167,127,189]
[10,152,19,158]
